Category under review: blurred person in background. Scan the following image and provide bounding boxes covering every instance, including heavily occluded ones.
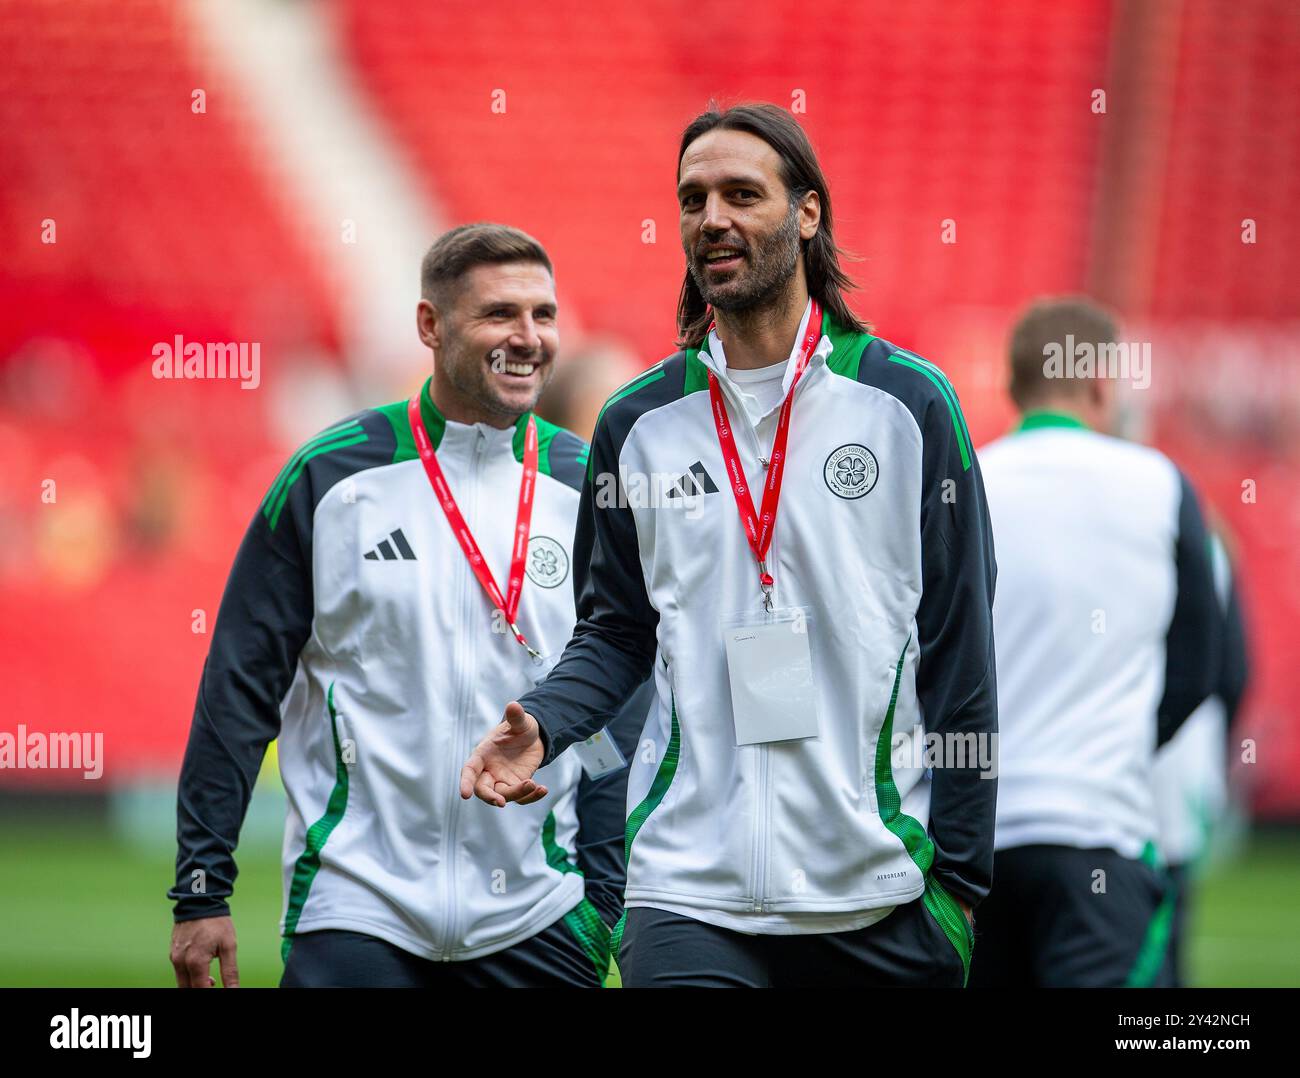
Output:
[169,223,648,988]
[971,297,1222,988]
[536,337,646,443]
[1152,519,1250,987]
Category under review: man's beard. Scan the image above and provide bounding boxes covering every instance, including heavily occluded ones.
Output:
[689,202,802,314]
[444,342,550,418]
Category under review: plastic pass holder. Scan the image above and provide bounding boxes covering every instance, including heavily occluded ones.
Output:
[572,728,628,779]
[721,607,819,746]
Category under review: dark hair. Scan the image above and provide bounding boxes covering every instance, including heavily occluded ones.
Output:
[1008,296,1120,409]
[675,102,868,348]
[420,223,553,307]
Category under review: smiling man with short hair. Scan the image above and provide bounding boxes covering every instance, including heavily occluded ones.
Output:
[169,223,647,988]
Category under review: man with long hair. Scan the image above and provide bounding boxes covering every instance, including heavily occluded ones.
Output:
[462,105,998,987]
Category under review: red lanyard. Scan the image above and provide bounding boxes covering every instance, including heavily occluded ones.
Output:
[407,395,541,660]
[706,298,823,612]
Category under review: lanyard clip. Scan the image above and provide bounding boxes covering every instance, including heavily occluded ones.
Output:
[510,623,544,664]
[758,562,775,613]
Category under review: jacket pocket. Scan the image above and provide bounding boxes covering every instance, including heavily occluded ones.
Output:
[862,630,915,818]
[922,875,973,986]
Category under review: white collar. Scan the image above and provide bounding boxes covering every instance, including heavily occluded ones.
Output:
[697,297,833,401]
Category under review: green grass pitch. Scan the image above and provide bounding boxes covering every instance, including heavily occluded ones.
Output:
[0,820,1295,987]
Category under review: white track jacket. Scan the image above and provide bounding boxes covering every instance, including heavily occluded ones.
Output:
[171,379,650,968]
[519,301,998,948]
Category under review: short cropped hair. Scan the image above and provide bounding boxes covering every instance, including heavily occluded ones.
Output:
[1008,296,1120,409]
[420,223,553,308]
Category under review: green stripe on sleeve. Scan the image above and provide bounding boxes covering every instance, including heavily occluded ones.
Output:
[902,350,973,445]
[562,898,615,986]
[594,365,666,434]
[261,421,363,515]
[264,430,369,531]
[587,366,668,479]
[872,636,933,872]
[871,635,975,985]
[611,699,681,969]
[540,814,614,984]
[923,875,975,986]
[540,811,582,876]
[624,697,680,863]
[886,352,973,471]
[281,683,350,961]
[1126,879,1176,987]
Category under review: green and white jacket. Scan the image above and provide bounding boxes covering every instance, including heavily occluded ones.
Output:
[520,299,998,954]
[170,378,648,972]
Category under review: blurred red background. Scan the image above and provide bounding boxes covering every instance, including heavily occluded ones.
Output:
[1,0,1296,815]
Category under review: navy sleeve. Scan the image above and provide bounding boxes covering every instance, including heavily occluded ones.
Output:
[168,411,389,921]
[1156,474,1223,747]
[913,388,1000,910]
[519,405,660,766]
[168,472,314,921]
[530,418,656,925]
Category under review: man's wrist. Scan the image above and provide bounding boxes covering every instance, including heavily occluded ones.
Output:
[172,896,232,923]
[526,704,554,765]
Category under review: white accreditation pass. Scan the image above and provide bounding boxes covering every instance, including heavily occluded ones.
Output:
[572,728,628,779]
[722,608,819,745]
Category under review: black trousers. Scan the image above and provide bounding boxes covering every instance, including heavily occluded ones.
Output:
[280,914,605,988]
[968,845,1174,988]
[617,894,969,988]
[1160,862,1193,988]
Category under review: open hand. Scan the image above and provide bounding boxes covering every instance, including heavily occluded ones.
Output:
[459,701,548,807]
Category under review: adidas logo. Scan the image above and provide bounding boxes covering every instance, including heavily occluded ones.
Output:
[666,461,720,498]
[363,528,417,561]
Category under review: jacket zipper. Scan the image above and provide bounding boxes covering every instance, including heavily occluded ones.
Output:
[440,431,486,959]
[725,365,821,913]
[752,744,770,911]
[753,405,772,914]
[433,497,459,958]
[731,381,775,913]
